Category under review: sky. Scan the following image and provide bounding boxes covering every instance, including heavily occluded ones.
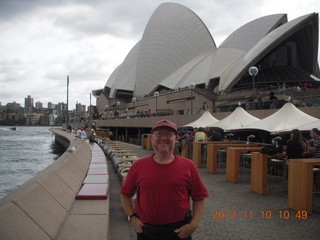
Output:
[0,0,319,109]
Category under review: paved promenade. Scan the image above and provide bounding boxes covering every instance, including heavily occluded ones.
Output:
[107,142,320,240]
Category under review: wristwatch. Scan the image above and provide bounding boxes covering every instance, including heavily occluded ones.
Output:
[128,212,138,221]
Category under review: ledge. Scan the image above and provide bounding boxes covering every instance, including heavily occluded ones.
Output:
[0,129,110,240]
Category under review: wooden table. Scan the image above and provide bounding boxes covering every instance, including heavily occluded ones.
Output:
[121,172,128,178]
[110,147,128,150]
[114,153,140,157]
[206,143,259,173]
[118,163,132,168]
[181,141,191,159]
[192,141,217,167]
[111,149,132,153]
[251,152,269,195]
[251,152,287,195]
[226,146,262,183]
[288,158,320,214]
[118,157,141,162]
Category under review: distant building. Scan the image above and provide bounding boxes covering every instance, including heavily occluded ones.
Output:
[35,101,43,110]
[25,113,42,125]
[25,95,34,108]
[56,102,67,114]
[24,95,34,114]
[48,102,55,109]
[6,102,21,113]
[76,103,86,113]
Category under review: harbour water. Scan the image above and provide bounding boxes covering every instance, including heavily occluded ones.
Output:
[0,126,65,198]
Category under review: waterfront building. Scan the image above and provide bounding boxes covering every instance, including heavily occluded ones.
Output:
[25,113,42,125]
[90,3,319,142]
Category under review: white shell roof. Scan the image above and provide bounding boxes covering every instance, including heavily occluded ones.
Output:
[109,42,140,98]
[209,14,287,81]
[105,2,216,97]
[104,3,318,99]
[219,13,316,91]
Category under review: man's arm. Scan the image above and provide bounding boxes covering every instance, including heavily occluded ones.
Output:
[120,194,143,233]
[174,199,206,238]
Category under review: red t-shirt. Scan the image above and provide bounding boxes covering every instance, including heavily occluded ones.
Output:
[120,154,209,225]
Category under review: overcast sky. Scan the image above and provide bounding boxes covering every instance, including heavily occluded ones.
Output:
[0,0,319,109]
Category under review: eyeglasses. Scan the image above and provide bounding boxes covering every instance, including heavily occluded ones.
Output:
[153,131,176,137]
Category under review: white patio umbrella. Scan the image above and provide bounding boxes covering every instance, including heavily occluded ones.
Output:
[241,102,319,133]
[208,106,260,130]
[183,111,219,128]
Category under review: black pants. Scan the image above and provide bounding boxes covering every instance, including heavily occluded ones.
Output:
[137,232,191,240]
[137,211,192,240]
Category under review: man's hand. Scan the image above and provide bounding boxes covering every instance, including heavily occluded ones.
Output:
[130,217,144,233]
[174,223,197,239]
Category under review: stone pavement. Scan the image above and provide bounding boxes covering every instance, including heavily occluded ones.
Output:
[106,142,320,240]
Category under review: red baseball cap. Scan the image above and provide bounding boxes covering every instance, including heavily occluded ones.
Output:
[151,120,177,133]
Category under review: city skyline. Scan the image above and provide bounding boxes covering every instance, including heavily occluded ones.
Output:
[0,95,86,110]
[1,0,319,108]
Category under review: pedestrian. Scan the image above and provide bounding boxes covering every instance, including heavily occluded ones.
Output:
[201,102,208,112]
[120,120,208,240]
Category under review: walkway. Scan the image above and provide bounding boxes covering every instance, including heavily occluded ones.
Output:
[106,142,320,240]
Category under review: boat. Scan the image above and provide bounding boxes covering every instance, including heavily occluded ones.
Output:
[9,127,16,131]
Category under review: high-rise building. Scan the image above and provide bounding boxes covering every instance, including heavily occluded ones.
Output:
[76,103,86,112]
[25,95,34,108]
[48,102,55,109]
[35,101,43,110]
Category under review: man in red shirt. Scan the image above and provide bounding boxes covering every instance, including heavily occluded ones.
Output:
[121,120,208,240]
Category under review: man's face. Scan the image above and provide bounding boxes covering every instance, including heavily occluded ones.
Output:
[310,130,316,139]
[151,127,177,154]
[310,130,319,139]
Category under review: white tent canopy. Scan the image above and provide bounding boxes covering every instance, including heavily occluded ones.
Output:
[183,111,219,128]
[241,102,319,133]
[280,120,320,132]
[208,106,260,130]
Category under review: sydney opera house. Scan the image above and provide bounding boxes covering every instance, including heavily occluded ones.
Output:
[91,2,319,140]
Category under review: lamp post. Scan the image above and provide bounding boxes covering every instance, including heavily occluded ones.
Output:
[66,75,69,130]
[248,66,259,97]
[189,83,195,114]
[153,91,159,116]
[89,92,92,123]
[132,97,136,116]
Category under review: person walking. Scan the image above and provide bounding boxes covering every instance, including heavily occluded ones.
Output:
[120,120,209,240]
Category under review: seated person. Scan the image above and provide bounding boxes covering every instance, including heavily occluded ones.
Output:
[306,128,320,158]
[286,129,306,159]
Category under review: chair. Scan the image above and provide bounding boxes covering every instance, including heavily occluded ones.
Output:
[239,152,252,182]
[268,157,288,191]
[313,167,320,193]
[217,147,226,169]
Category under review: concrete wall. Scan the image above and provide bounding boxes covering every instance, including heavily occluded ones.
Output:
[0,129,94,240]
